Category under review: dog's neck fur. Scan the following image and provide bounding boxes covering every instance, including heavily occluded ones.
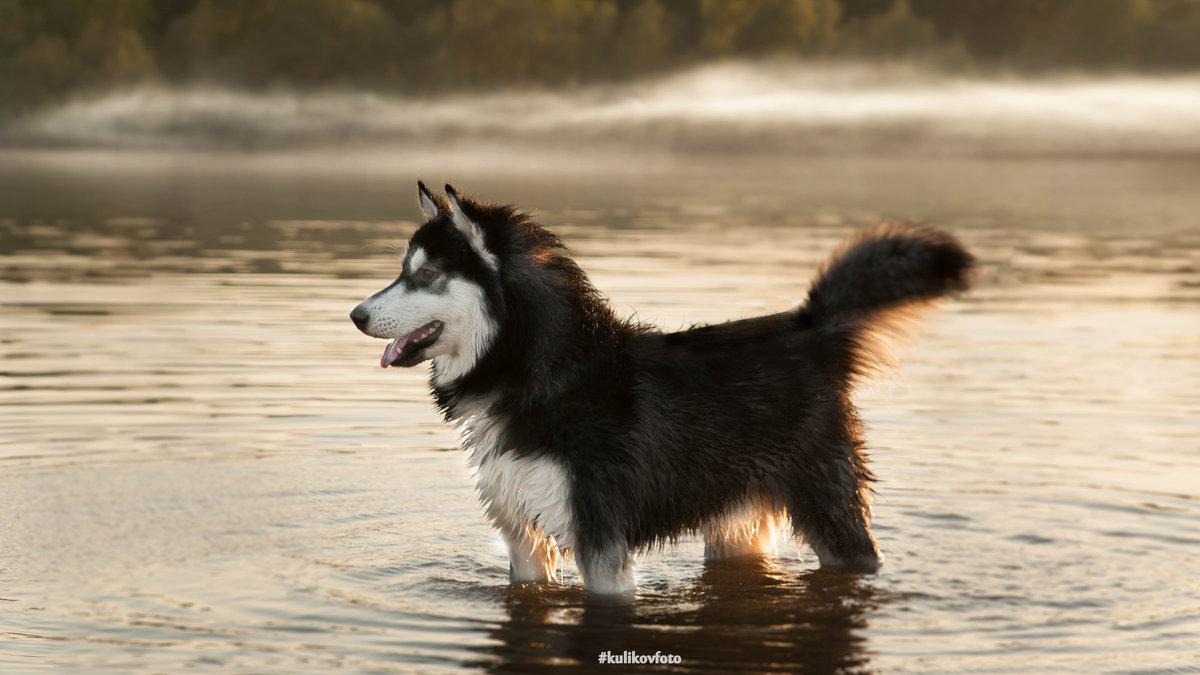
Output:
[432,244,627,423]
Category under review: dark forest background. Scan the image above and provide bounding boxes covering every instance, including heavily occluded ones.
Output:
[3,0,1200,116]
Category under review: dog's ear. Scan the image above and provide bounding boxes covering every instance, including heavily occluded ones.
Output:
[445,184,497,269]
[417,180,441,221]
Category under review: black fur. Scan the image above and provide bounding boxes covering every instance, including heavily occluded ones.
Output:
[371,189,973,583]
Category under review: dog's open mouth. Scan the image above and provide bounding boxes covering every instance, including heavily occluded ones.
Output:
[381,320,444,368]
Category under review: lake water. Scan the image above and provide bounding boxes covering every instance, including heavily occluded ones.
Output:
[2,141,1199,674]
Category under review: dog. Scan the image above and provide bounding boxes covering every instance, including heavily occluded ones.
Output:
[351,182,973,595]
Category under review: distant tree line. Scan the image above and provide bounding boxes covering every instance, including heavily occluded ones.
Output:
[2,0,1199,114]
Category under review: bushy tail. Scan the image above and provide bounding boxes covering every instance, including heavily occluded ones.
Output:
[799,223,974,377]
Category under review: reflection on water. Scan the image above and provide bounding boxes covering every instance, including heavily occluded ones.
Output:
[477,562,877,674]
[2,148,1200,673]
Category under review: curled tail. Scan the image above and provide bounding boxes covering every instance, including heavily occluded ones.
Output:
[799,223,974,377]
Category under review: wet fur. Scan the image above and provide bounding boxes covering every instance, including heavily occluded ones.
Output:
[353,185,973,594]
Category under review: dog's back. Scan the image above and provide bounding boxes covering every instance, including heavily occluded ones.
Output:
[598,223,975,573]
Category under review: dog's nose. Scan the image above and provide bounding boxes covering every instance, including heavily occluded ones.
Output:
[350,305,370,331]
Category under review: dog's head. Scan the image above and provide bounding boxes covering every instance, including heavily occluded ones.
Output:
[351,182,502,383]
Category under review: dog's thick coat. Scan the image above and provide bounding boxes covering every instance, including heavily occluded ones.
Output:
[351,183,973,594]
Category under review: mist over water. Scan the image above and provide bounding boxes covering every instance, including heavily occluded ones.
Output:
[8,63,1200,157]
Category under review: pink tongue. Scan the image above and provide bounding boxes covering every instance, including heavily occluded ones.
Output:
[380,336,410,368]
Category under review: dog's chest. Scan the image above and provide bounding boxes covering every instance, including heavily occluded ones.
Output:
[459,407,574,548]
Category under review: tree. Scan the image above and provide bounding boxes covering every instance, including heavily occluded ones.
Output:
[610,0,674,76]
[908,0,1060,58]
[1050,0,1156,66]
[698,0,840,57]
[438,0,618,86]
[161,0,400,86]
[840,0,942,58]
[1140,0,1200,68]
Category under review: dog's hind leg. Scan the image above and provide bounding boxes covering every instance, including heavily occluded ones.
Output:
[788,455,882,572]
[504,526,562,584]
[794,510,881,572]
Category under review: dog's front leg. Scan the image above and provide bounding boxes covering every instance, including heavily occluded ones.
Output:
[576,541,636,595]
[503,526,562,584]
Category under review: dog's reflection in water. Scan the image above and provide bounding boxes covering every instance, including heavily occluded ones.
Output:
[474,556,881,674]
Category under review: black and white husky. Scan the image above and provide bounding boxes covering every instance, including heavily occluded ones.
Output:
[351,182,973,595]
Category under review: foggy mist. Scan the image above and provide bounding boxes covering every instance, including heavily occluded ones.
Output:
[8,63,1200,158]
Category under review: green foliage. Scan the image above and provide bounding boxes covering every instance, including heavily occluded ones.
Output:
[1009,0,1200,70]
[438,0,617,86]
[908,0,1061,58]
[698,0,840,56]
[1140,2,1200,67]
[0,0,158,107]
[1,0,1198,116]
[839,0,943,58]
[160,0,399,86]
[1024,0,1155,66]
[611,0,672,76]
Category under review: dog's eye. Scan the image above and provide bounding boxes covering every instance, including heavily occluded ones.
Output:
[417,266,438,282]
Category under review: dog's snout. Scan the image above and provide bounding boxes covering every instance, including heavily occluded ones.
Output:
[350,305,371,331]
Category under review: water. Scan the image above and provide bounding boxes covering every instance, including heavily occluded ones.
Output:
[3,75,1200,672]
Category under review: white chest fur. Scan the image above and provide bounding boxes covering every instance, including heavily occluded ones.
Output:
[458,406,574,550]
